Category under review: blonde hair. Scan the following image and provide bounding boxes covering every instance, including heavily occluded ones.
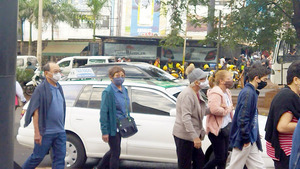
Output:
[185,64,195,75]
[208,70,230,88]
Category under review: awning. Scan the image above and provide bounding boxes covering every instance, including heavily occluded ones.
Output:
[42,42,89,56]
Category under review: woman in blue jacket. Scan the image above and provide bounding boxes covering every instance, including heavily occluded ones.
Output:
[94,66,130,169]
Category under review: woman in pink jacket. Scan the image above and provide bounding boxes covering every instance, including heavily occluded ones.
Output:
[203,70,234,169]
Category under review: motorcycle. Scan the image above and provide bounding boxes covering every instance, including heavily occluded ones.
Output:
[25,69,44,96]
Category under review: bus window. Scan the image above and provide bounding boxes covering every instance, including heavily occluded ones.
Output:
[278,41,300,63]
[272,40,300,85]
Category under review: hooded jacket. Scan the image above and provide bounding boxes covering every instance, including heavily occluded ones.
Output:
[206,86,234,136]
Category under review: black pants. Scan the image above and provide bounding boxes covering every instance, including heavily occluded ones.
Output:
[273,149,290,169]
[174,135,205,169]
[203,132,229,169]
[96,133,121,169]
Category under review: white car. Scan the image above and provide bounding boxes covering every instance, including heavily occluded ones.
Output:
[17,79,273,168]
[57,56,116,76]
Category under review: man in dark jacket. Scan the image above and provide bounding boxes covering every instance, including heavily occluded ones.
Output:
[227,64,270,169]
[22,62,66,169]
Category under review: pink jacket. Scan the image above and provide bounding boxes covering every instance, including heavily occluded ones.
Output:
[206,86,234,136]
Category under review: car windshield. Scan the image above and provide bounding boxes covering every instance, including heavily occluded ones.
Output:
[136,64,176,81]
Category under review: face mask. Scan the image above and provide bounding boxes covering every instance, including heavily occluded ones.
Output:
[224,80,234,89]
[257,81,267,90]
[48,72,61,83]
[113,77,124,86]
[198,79,209,89]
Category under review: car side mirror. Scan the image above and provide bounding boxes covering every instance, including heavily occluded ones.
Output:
[169,108,176,117]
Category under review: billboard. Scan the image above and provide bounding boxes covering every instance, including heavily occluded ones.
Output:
[161,47,217,63]
[130,0,161,36]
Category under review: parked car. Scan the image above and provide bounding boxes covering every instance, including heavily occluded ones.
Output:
[82,62,190,84]
[57,56,116,75]
[16,79,273,168]
[17,55,37,70]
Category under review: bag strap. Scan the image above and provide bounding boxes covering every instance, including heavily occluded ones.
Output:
[123,90,130,118]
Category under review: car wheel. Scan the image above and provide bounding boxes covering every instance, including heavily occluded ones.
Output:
[65,134,87,168]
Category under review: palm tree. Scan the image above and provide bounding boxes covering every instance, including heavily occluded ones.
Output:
[43,0,80,40]
[18,0,28,54]
[87,0,108,41]
[18,0,37,55]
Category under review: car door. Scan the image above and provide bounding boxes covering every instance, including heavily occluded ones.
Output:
[70,84,127,158]
[126,86,177,162]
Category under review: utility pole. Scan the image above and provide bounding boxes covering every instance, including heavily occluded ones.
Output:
[37,0,43,70]
[182,3,189,78]
[216,10,221,71]
[0,0,18,168]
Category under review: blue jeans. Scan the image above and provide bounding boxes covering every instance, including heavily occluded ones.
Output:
[22,132,66,169]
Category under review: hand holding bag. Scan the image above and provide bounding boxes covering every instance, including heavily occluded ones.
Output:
[117,92,138,138]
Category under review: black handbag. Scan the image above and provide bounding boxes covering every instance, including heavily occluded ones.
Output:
[117,116,138,138]
[117,92,138,138]
[220,122,232,137]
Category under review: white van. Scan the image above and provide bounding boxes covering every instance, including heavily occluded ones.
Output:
[57,56,115,75]
[16,55,38,69]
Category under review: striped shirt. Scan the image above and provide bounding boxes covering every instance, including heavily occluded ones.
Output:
[266,111,298,160]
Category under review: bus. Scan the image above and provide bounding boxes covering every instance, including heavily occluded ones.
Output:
[271,40,300,85]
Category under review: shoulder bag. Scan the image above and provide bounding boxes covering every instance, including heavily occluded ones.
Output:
[117,92,138,138]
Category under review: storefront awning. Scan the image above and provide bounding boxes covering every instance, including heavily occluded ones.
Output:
[42,42,89,56]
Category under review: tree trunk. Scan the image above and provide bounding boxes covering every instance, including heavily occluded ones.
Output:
[293,0,300,40]
[20,20,24,55]
[51,23,54,40]
[207,0,215,35]
[93,16,96,41]
[28,22,32,55]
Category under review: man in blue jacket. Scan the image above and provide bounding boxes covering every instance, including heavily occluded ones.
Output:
[227,64,270,169]
[23,62,66,169]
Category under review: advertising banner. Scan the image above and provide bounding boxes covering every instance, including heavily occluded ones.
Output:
[161,47,217,63]
[104,43,157,59]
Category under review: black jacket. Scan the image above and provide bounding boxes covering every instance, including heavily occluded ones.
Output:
[265,86,300,160]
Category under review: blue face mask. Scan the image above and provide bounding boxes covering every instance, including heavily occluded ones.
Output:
[113,77,125,86]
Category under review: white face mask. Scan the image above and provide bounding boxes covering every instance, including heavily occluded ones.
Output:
[194,79,208,89]
[49,72,61,83]
[199,79,209,89]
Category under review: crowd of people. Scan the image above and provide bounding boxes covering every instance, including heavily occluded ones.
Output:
[17,57,300,169]
[173,60,300,169]
[151,51,273,89]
